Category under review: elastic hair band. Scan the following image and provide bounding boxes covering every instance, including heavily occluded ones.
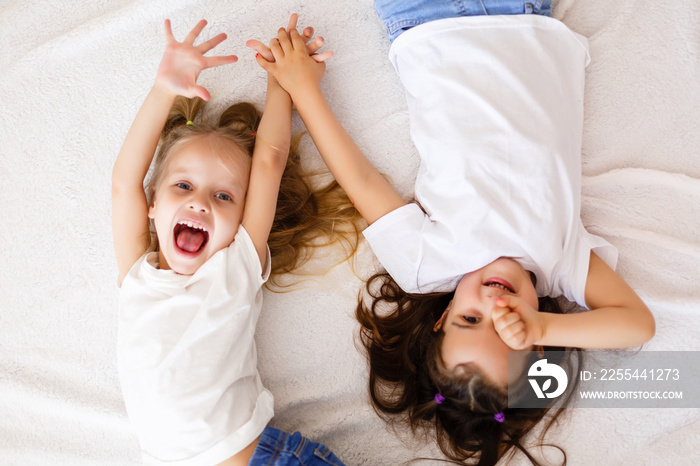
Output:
[434,393,445,405]
[494,411,505,423]
[250,132,256,137]
[186,121,194,126]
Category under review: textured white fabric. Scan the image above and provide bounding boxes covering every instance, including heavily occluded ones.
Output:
[364,15,617,307]
[118,227,273,465]
[2,1,699,464]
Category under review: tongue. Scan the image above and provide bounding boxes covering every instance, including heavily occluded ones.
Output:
[176,227,206,253]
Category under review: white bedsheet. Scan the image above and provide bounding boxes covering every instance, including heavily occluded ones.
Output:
[1,0,699,464]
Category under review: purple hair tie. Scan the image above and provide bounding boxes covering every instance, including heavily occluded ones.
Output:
[434,393,445,405]
[494,411,505,423]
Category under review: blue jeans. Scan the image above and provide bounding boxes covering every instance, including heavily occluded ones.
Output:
[374,0,552,42]
[248,427,345,466]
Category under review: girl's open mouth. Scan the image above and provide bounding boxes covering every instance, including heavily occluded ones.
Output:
[173,221,209,256]
[483,277,515,293]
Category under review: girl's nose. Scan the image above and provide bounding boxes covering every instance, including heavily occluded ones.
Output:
[187,194,209,212]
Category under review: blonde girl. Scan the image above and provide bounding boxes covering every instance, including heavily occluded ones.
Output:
[112,16,353,466]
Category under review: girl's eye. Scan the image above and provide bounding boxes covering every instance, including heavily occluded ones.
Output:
[463,316,480,324]
[176,182,192,190]
[215,193,232,201]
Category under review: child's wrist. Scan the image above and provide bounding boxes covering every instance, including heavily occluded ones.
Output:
[152,72,189,99]
[288,83,323,104]
[534,312,554,346]
[266,76,285,93]
[150,81,179,101]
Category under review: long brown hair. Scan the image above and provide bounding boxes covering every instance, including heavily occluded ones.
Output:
[356,271,581,465]
[146,96,364,283]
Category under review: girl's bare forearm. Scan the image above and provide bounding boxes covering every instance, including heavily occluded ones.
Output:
[539,304,655,349]
[112,86,176,191]
[290,86,406,224]
[254,78,292,163]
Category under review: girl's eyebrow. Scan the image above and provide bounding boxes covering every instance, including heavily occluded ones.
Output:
[167,164,197,176]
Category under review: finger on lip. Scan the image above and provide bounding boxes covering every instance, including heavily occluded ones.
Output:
[494,297,508,308]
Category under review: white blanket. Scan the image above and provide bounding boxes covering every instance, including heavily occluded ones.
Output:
[1,0,699,464]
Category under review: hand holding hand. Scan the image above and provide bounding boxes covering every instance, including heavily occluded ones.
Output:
[247,15,330,96]
[492,295,546,350]
[155,19,238,101]
[246,14,333,64]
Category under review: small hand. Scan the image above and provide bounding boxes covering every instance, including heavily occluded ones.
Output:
[245,14,333,64]
[249,21,328,96]
[155,19,238,101]
[492,295,545,350]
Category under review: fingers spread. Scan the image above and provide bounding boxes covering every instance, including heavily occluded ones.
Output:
[192,85,211,102]
[254,52,274,72]
[286,13,298,32]
[302,27,314,43]
[164,19,175,42]
[311,51,333,63]
[246,39,274,62]
[205,55,238,69]
[198,32,227,54]
[306,36,323,54]
[185,19,208,45]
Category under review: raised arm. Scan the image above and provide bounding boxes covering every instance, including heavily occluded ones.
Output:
[493,252,655,350]
[112,20,237,283]
[253,26,406,225]
[559,251,655,348]
[239,74,292,268]
[241,14,334,268]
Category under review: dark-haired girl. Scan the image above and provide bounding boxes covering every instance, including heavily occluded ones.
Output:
[251,2,655,464]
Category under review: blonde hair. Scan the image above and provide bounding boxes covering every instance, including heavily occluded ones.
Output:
[146,96,364,284]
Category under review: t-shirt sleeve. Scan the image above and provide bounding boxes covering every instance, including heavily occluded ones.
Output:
[559,222,619,308]
[363,203,461,294]
[230,226,271,286]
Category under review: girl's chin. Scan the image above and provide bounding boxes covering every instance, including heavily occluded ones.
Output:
[172,263,199,275]
[161,248,207,275]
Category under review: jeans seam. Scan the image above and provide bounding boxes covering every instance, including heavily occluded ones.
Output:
[268,430,286,465]
[455,0,470,16]
[314,445,341,466]
[387,18,424,35]
[293,435,307,460]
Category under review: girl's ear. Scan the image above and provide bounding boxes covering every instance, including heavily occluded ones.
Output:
[147,186,157,219]
[433,300,452,332]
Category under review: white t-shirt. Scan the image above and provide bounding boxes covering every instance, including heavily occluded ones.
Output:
[117,226,273,465]
[363,15,617,307]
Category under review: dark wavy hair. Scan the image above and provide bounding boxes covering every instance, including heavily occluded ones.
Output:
[146,96,364,284]
[356,271,582,466]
